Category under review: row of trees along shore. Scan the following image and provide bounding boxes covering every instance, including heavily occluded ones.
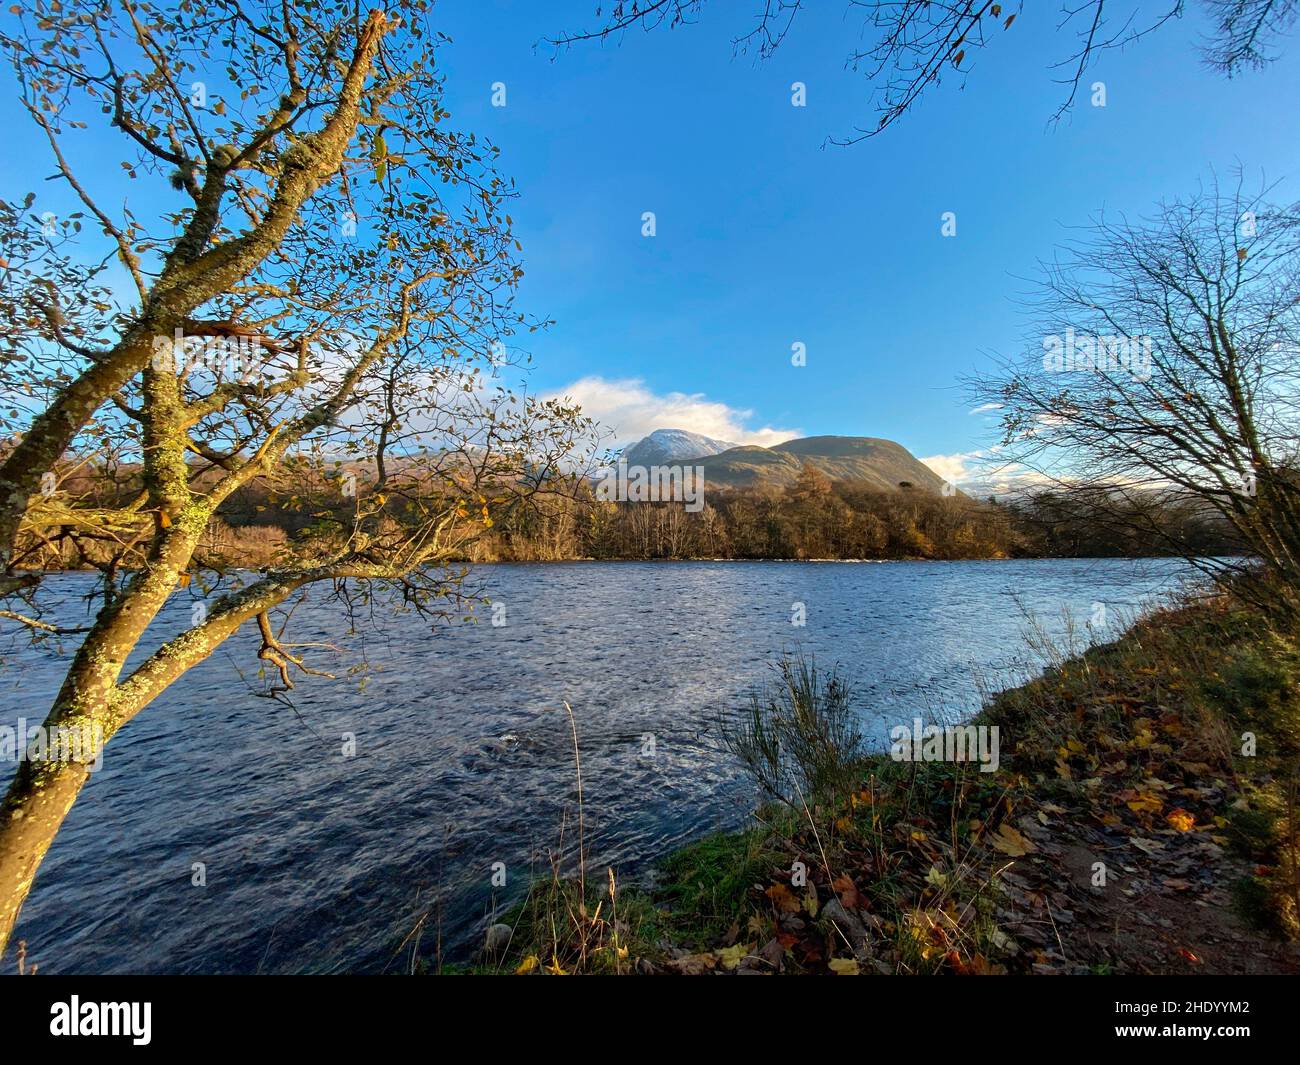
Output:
[476,475,1245,563]
[10,454,1245,566]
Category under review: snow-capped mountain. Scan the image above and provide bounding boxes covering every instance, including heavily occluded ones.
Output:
[617,429,950,494]
[621,428,739,466]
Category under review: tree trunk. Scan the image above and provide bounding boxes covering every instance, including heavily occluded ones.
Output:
[0,757,92,958]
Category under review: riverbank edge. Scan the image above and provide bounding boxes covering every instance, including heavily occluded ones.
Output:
[485,587,1300,976]
[12,551,1227,575]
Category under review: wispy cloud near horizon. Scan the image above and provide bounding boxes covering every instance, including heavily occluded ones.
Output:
[543,376,802,449]
[921,448,1050,495]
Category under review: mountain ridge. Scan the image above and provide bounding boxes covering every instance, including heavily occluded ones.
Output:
[619,429,946,493]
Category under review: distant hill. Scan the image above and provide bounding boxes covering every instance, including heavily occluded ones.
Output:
[622,428,738,467]
[619,431,948,493]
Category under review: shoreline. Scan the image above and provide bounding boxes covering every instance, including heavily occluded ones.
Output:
[10,553,1229,578]
[479,586,1300,976]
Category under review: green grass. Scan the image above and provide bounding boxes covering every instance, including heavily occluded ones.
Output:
[651,822,795,946]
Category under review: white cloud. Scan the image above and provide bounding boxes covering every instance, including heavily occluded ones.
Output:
[969,402,1002,415]
[544,376,801,448]
[921,448,1049,496]
[920,451,984,485]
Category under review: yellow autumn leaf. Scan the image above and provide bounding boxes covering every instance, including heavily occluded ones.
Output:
[514,954,540,975]
[1126,791,1163,815]
[828,958,860,976]
[989,823,1036,857]
[716,943,749,970]
[1167,808,1195,832]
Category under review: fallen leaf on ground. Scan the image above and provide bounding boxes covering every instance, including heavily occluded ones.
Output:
[990,823,1037,857]
[1123,790,1163,815]
[716,943,750,970]
[664,953,718,976]
[832,874,861,909]
[766,883,801,913]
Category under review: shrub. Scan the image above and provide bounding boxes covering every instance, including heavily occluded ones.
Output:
[723,653,864,807]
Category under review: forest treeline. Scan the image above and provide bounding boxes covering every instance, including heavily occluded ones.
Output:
[20,457,1241,571]
[473,465,1240,562]
[205,461,1237,565]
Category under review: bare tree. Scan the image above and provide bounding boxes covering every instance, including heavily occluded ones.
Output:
[0,0,593,955]
[1202,0,1300,72]
[549,1,1295,143]
[969,175,1300,607]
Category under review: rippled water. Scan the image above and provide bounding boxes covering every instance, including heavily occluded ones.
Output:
[1,558,1198,973]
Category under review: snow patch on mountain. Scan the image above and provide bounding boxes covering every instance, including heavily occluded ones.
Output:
[622,428,739,466]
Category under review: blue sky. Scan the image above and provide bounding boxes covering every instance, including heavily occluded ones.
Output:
[3,2,1298,482]
[427,1,1300,479]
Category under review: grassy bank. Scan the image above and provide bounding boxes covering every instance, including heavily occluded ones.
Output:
[476,588,1300,975]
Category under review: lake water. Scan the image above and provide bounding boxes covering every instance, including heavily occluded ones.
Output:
[1,558,1199,973]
